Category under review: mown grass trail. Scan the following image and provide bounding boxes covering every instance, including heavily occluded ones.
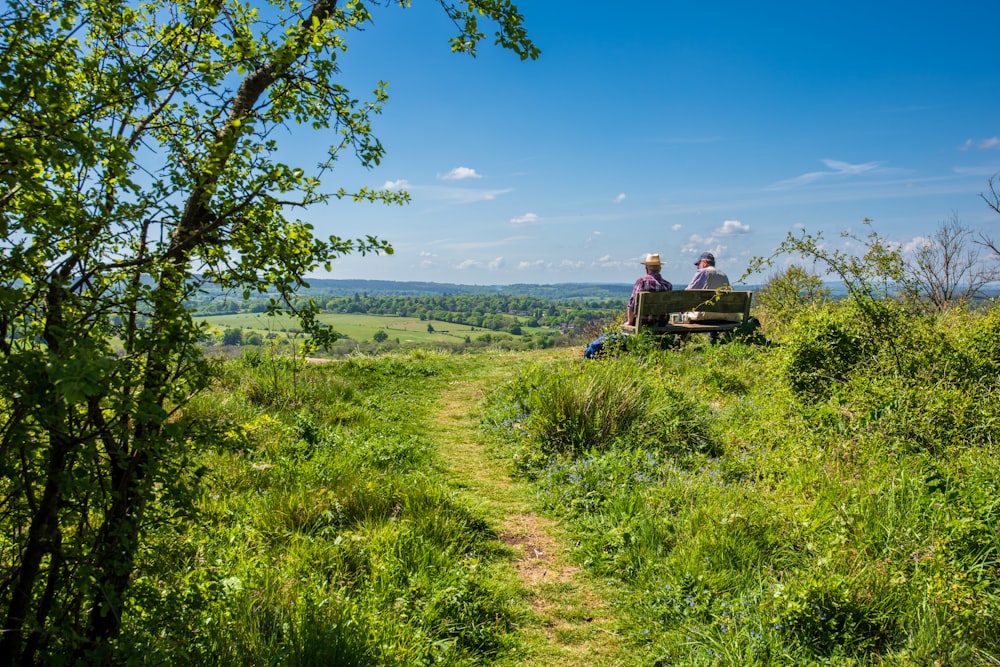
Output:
[428,349,629,666]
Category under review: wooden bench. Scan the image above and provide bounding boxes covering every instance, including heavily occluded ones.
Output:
[620,289,753,335]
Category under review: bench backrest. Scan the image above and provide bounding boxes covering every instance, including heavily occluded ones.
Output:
[634,290,753,330]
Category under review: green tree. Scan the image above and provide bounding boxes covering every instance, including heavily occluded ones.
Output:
[373,329,389,343]
[748,221,911,374]
[756,263,831,330]
[0,0,536,661]
[222,327,244,346]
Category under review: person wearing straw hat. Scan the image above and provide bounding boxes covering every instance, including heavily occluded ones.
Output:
[585,252,672,358]
[626,253,673,326]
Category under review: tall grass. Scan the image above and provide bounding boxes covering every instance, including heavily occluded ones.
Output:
[482,301,1000,664]
[119,350,524,665]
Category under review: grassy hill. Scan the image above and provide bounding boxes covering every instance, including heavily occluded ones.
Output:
[113,289,1000,664]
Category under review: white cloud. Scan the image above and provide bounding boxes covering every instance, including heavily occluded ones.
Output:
[441,166,482,180]
[510,212,539,225]
[715,219,750,236]
[556,259,587,270]
[902,236,931,254]
[953,166,1000,176]
[671,224,683,232]
[423,186,513,203]
[488,257,504,270]
[594,256,630,270]
[382,179,410,190]
[444,236,532,251]
[456,259,480,270]
[613,193,626,204]
[822,159,881,175]
[961,137,1000,150]
[517,260,545,271]
[768,159,884,189]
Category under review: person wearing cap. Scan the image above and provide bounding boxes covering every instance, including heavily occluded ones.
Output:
[684,251,734,343]
[686,251,730,290]
[585,253,672,358]
[627,253,673,326]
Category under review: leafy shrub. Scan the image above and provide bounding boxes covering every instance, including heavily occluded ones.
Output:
[785,308,870,400]
[755,264,831,336]
[960,301,1000,379]
[767,573,900,657]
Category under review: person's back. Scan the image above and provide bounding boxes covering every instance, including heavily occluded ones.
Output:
[690,264,730,290]
[684,252,736,340]
[686,252,730,290]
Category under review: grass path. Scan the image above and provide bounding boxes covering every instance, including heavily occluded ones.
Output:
[428,349,629,666]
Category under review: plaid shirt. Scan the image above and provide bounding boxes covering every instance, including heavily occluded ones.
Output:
[627,273,672,313]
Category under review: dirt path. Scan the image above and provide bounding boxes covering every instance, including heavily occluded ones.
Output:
[430,350,626,666]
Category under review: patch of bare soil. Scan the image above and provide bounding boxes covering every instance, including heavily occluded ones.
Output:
[502,512,579,587]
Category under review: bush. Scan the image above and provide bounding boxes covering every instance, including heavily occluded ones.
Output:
[784,307,871,400]
[755,264,831,336]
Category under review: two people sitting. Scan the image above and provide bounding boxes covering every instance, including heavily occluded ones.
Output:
[584,251,733,358]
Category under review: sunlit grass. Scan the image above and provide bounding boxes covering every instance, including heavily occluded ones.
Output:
[118,301,1000,665]
[481,304,1000,664]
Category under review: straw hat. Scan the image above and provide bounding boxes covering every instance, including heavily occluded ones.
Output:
[640,253,662,267]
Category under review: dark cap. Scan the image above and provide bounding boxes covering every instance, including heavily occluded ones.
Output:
[694,252,715,266]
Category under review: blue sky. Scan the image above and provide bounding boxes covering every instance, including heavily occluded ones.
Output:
[300,0,1000,287]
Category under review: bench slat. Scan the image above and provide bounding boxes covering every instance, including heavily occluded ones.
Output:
[628,290,753,334]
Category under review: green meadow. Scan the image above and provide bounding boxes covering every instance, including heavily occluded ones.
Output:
[105,283,1000,665]
[196,312,562,345]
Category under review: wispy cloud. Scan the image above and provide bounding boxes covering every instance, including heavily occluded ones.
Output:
[517,259,546,271]
[959,137,1000,150]
[767,159,884,189]
[594,255,631,270]
[661,136,724,145]
[510,212,539,225]
[613,193,626,204]
[379,179,509,203]
[671,224,683,232]
[441,166,483,180]
[422,186,513,203]
[444,236,532,251]
[953,165,1000,176]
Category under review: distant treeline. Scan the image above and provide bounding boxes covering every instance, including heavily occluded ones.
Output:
[195,278,635,300]
[195,292,623,332]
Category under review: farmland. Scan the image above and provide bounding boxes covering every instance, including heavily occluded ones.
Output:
[192,291,620,354]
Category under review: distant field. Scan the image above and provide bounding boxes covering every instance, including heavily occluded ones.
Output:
[195,312,560,343]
